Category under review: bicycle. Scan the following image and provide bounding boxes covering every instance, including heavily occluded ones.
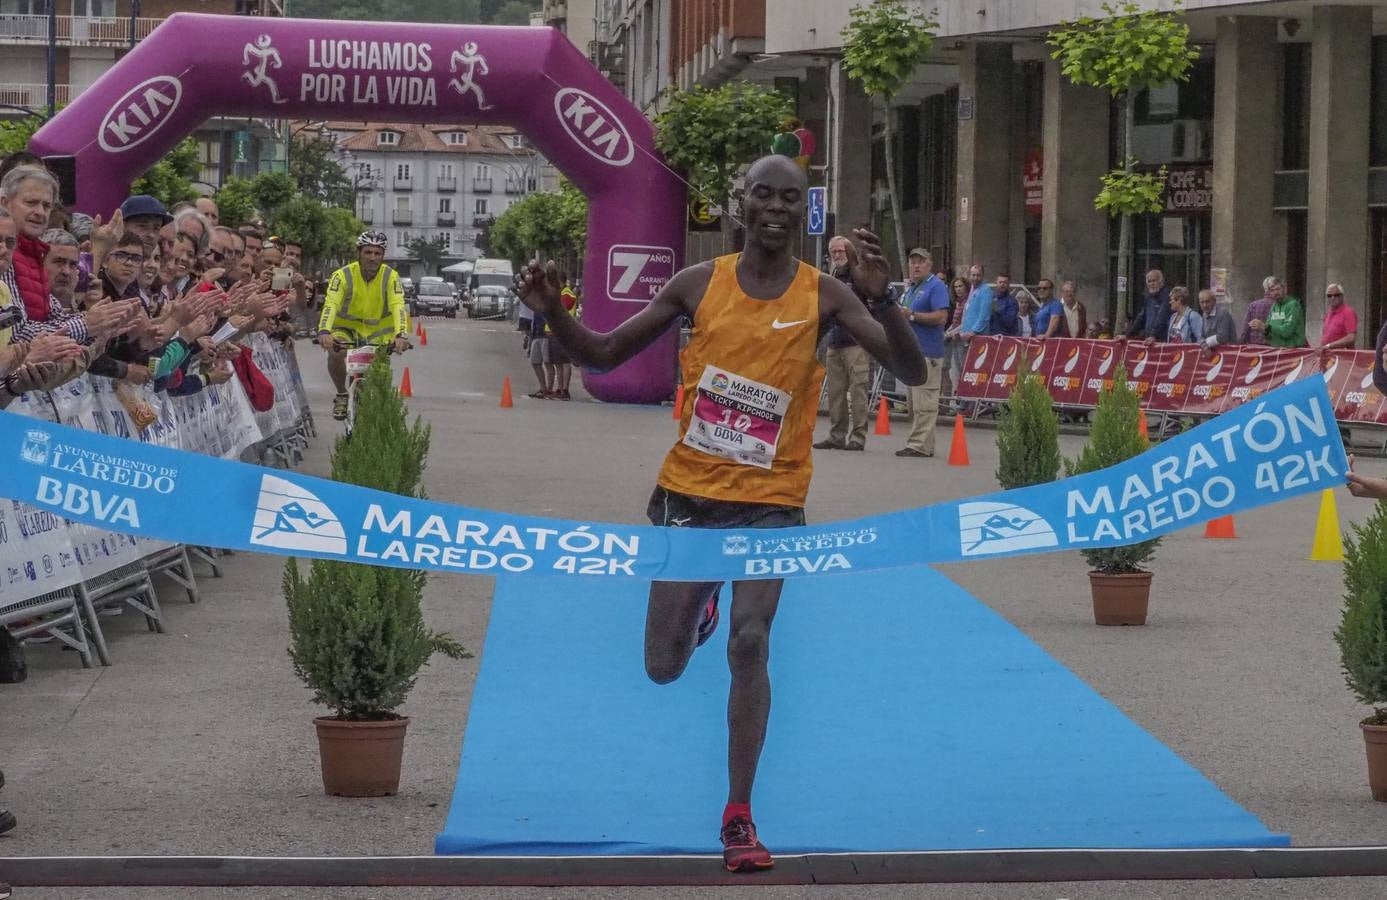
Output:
[333,335,410,438]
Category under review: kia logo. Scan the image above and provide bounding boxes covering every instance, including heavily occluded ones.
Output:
[553,87,635,167]
[99,75,183,153]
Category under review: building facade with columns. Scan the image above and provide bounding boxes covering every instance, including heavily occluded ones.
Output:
[614,0,1387,345]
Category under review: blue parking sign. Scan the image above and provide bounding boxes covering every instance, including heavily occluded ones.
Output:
[807,186,826,236]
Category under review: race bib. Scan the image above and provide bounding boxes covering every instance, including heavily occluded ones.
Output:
[682,365,790,469]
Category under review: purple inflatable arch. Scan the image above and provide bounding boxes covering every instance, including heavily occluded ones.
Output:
[29,14,683,403]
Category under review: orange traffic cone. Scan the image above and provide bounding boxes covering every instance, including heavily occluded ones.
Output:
[1204,514,1237,539]
[873,396,891,436]
[1138,408,1150,442]
[398,367,413,398]
[673,383,685,420]
[415,322,422,337]
[947,414,970,466]
[499,376,513,408]
[420,327,429,347]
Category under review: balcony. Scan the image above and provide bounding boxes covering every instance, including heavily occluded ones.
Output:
[436,176,457,192]
[504,180,524,195]
[436,211,456,226]
[0,15,162,47]
[393,175,413,191]
[472,216,494,228]
[472,178,493,193]
[0,82,70,109]
[392,209,413,225]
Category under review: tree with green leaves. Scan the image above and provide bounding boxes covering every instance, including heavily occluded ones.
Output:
[654,82,794,250]
[285,348,466,722]
[1048,0,1198,327]
[1336,499,1387,727]
[290,135,354,207]
[841,0,938,275]
[487,180,587,272]
[407,234,449,273]
[996,369,1061,490]
[1066,366,1159,574]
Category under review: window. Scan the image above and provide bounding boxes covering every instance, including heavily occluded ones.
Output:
[439,163,454,178]
[396,163,410,180]
[439,198,452,213]
[448,131,468,145]
[360,163,372,179]
[397,231,408,245]
[1283,44,1312,170]
[377,131,400,147]
[504,134,523,149]
[474,198,488,215]
[395,196,410,213]
[475,163,490,180]
[441,232,452,250]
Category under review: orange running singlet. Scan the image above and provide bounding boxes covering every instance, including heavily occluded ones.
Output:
[657,253,825,508]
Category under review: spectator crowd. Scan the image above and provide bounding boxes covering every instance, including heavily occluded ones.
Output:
[817,235,1361,457]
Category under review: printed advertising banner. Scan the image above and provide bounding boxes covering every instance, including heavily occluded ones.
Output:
[0,341,303,603]
[0,379,1348,584]
[958,337,1386,423]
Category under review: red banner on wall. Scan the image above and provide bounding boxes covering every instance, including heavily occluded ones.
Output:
[955,336,1384,424]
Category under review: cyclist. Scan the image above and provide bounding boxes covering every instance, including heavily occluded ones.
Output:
[317,231,411,419]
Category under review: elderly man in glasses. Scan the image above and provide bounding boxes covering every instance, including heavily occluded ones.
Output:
[1317,284,1358,352]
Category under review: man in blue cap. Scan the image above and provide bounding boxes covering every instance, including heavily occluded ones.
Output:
[118,194,172,250]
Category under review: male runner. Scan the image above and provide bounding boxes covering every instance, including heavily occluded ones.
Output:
[515,154,925,873]
[317,231,410,419]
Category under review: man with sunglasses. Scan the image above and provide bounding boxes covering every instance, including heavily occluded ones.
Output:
[1317,284,1358,351]
[317,230,410,420]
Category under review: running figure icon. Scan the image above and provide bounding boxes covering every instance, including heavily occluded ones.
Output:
[449,41,493,110]
[243,34,287,104]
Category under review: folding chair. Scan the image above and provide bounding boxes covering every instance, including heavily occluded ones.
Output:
[0,588,93,669]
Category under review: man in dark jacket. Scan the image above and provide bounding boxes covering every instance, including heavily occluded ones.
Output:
[1127,269,1172,341]
[988,274,1019,337]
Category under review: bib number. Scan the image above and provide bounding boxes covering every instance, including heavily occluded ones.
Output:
[681,365,791,469]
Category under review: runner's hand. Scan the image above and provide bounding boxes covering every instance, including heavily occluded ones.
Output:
[515,260,564,315]
[848,228,890,300]
[318,332,336,352]
[391,335,412,354]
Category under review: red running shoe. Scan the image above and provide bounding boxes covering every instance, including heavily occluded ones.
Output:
[695,587,720,647]
[721,815,773,872]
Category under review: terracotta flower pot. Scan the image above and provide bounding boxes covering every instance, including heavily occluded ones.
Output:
[314,715,409,797]
[1362,723,1387,801]
[1088,571,1153,626]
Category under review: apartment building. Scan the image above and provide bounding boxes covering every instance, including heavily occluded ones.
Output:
[0,0,285,188]
[312,121,549,277]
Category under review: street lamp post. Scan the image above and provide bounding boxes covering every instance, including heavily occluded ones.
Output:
[46,0,56,119]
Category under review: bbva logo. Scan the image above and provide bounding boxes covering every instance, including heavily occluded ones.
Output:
[99,75,183,154]
[554,87,635,167]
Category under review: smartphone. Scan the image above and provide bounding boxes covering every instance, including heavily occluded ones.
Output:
[271,267,292,291]
[42,155,77,208]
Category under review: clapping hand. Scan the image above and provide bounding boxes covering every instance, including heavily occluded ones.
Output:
[24,332,83,365]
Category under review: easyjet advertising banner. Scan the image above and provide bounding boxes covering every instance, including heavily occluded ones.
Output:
[957,337,1384,424]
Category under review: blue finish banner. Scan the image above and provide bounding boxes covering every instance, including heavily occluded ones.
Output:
[0,378,1348,581]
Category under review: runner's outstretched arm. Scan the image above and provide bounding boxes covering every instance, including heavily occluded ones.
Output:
[822,229,927,386]
[516,261,711,371]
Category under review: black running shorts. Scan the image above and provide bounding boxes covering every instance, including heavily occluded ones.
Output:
[646,485,805,530]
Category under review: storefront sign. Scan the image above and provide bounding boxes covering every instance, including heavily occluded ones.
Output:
[1166,165,1213,213]
[1023,147,1043,215]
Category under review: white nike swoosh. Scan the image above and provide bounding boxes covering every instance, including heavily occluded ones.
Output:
[771,318,809,330]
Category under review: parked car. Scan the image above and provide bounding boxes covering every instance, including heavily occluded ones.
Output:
[468,285,515,320]
[413,280,459,318]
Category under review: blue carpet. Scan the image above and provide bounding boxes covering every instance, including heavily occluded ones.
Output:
[436,567,1288,854]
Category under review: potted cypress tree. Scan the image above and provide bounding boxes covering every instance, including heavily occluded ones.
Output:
[996,368,1061,490]
[1067,366,1159,625]
[284,350,467,797]
[1334,498,1387,800]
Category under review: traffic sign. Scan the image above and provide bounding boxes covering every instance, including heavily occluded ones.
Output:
[807,186,826,236]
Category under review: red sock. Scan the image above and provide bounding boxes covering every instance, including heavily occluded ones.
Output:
[723,803,751,826]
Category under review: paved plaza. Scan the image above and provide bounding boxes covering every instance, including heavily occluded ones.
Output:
[4,318,1387,899]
